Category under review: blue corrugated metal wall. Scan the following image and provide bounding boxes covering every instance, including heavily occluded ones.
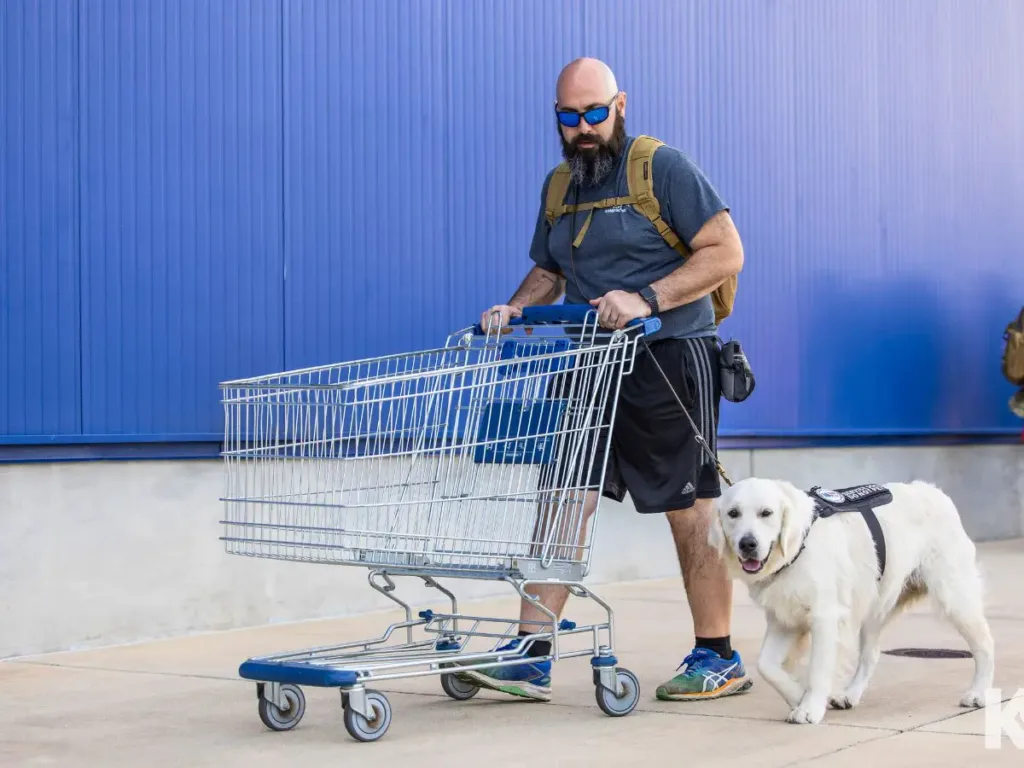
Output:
[77,0,285,441]
[3,0,1022,449]
[1,2,81,439]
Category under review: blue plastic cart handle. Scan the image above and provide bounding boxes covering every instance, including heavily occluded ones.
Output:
[476,303,661,336]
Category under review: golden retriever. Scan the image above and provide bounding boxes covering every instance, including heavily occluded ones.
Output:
[709,477,995,724]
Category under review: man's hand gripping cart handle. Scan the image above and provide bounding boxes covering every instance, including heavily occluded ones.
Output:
[476,303,663,338]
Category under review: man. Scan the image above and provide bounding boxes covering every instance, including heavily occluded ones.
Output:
[1003,306,1024,419]
[468,58,748,702]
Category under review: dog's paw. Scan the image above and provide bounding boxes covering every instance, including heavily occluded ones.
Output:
[829,693,857,710]
[959,690,986,708]
[829,686,864,710]
[786,705,824,725]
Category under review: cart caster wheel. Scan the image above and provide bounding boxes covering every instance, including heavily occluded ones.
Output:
[595,668,640,717]
[441,672,480,701]
[343,690,392,742]
[258,684,306,731]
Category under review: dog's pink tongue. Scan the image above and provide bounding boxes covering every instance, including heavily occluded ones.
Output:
[742,559,761,573]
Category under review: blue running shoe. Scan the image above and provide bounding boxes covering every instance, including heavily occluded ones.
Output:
[457,639,552,701]
[655,647,753,701]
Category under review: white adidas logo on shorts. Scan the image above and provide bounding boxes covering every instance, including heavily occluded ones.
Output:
[682,482,695,495]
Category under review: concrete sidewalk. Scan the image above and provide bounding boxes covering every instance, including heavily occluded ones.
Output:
[4,539,1024,767]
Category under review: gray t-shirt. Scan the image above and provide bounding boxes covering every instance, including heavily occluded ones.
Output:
[528,135,729,340]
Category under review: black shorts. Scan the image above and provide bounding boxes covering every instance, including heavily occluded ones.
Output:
[540,336,722,514]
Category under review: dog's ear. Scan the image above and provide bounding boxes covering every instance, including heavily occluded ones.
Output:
[706,503,726,558]
[778,500,803,563]
[776,482,811,563]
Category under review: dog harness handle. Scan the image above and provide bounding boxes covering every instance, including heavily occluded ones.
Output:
[809,485,890,579]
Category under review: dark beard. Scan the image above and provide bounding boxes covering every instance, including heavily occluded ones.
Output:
[559,111,627,188]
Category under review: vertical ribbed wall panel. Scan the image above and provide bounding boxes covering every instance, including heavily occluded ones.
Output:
[78,0,284,438]
[850,0,1023,436]
[281,0,448,367]
[443,0,587,330]
[791,0,903,433]
[0,3,81,438]
[937,0,1024,431]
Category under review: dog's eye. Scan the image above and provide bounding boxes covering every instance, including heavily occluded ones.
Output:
[759,508,774,518]
[727,509,740,519]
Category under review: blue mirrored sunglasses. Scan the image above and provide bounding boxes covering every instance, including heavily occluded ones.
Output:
[556,104,611,128]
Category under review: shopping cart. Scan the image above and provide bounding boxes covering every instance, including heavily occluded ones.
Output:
[218,304,661,741]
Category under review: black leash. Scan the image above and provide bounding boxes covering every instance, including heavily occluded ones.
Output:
[638,336,733,488]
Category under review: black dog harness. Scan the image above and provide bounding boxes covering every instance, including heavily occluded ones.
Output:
[778,484,891,579]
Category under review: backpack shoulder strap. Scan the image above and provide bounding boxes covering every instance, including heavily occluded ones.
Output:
[626,135,738,325]
[626,135,686,256]
[544,163,573,227]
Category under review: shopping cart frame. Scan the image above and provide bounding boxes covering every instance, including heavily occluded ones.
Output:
[219,305,661,741]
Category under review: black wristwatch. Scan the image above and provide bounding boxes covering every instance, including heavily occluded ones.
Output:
[638,285,659,315]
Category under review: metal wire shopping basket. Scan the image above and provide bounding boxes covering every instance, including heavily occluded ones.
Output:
[218,304,661,741]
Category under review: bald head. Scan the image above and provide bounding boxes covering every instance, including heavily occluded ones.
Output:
[556,57,619,105]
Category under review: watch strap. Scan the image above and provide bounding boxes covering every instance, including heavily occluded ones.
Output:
[639,285,659,314]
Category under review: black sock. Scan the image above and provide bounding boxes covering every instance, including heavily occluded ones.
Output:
[519,629,552,658]
[695,636,733,659]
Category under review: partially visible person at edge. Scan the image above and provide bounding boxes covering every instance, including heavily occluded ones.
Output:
[464,57,749,703]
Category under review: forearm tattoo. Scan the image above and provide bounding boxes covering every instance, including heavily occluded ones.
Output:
[510,266,565,307]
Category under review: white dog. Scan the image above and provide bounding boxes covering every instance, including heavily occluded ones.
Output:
[708,477,995,725]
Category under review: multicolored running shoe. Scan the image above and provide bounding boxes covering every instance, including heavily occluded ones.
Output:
[655,647,753,701]
[456,638,552,702]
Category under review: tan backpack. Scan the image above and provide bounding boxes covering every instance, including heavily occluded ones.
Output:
[1002,306,1024,386]
[543,135,737,325]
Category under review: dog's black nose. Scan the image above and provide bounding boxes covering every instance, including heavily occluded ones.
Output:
[738,535,758,557]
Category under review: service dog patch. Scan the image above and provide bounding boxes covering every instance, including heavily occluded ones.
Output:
[813,488,846,504]
[811,484,891,511]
